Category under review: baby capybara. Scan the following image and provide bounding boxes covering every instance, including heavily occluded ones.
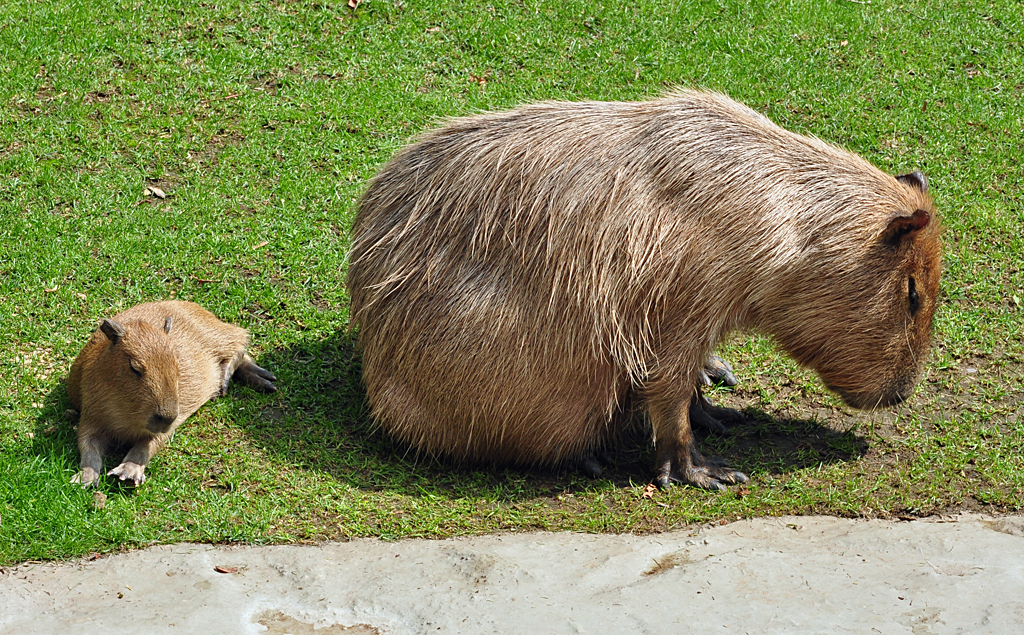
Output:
[68,300,277,487]
[347,90,941,489]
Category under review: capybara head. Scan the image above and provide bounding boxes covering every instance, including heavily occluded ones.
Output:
[93,317,180,434]
[768,171,941,410]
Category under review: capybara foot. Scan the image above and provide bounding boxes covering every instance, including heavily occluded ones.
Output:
[108,461,146,487]
[701,356,738,387]
[580,455,603,478]
[71,466,101,488]
[654,453,748,491]
[690,388,745,434]
[580,448,614,478]
[689,398,727,434]
[233,359,278,393]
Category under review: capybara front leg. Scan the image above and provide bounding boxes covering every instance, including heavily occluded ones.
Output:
[651,395,748,491]
[71,432,106,488]
[231,353,278,393]
[108,436,164,487]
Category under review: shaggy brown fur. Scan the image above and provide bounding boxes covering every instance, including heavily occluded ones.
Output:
[68,300,277,487]
[347,90,941,490]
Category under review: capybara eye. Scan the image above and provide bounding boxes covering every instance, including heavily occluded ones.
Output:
[908,277,920,314]
[128,358,143,377]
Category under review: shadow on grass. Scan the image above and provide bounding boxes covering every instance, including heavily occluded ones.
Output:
[239,329,870,500]
[26,329,869,503]
[29,381,79,473]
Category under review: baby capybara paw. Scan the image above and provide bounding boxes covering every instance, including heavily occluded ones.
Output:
[71,467,101,488]
[108,462,146,487]
[655,456,748,491]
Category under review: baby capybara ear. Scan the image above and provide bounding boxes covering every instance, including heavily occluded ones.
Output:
[163,316,173,334]
[100,319,125,345]
[896,171,928,193]
[883,209,931,246]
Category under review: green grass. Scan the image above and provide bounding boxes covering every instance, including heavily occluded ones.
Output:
[1,0,1022,564]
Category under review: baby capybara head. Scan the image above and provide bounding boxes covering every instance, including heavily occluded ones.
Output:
[769,171,941,410]
[93,317,180,434]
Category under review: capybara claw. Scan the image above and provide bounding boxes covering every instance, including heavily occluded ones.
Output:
[108,462,146,487]
[657,458,748,491]
[71,467,100,488]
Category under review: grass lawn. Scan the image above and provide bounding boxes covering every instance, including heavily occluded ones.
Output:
[1,0,1021,564]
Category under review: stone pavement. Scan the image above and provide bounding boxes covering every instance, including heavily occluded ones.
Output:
[2,514,1023,634]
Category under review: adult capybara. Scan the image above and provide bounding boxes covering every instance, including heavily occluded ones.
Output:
[347,90,941,490]
[68,300,277,487]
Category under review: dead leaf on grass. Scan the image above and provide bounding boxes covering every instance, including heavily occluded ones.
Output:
[641,483,657,499]
[214,565,239,574]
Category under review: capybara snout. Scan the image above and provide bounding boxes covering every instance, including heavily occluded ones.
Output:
[348,90,941,489]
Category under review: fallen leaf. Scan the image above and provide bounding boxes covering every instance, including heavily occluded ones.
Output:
[215,565,238,574]
[641,483,657,499]
[92,491,107,510]
[348,0,361,8]
[252,240,269,250]
[147,186,167,199]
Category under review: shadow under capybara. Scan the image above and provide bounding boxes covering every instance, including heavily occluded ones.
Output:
[67,300,277,487]
[347,90,941,490]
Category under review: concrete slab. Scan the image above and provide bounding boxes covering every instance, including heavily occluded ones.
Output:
[3,514,1023,634]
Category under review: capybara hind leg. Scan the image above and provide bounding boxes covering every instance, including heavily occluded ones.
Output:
[72,432,106,488]
[231,354,278,393]
[689,386,745,434]
[651,396,748,491]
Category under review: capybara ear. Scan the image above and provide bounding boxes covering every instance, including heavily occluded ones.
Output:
[896,171,928,193]
[100,319,125,345]
[163,316,173,334]
[883,209,931,246]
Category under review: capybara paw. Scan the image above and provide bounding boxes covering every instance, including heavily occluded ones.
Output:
[580,454,603,479]
[655,460,748,491]
[234,362,278,393]
[71,467,101,488]
[701,356,738,387]
[108,462,146,487]
[689,402,728,434]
